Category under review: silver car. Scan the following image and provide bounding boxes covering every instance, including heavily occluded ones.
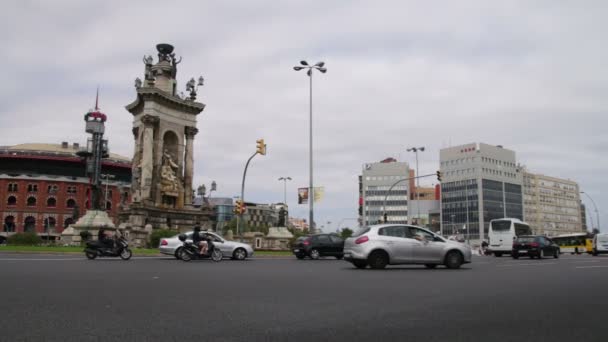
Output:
[343,224,472,269]
[159,231,254,260]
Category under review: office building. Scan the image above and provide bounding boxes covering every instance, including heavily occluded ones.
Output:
[440,143,523,242]
[359,158,410,226]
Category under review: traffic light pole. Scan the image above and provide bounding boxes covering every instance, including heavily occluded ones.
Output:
[238,151,260,237]
[382,172,438,224]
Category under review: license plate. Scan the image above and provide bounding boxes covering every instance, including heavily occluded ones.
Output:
[293,249,299,253]
[519,250,527,253]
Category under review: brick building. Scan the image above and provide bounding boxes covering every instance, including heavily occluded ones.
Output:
[0,143,131,241]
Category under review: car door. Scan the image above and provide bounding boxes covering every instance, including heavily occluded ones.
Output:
[408,227,444,263]
[209,233,228,255]
[329,235,344,255]
[315,235,331,255]
[377,226,414,263]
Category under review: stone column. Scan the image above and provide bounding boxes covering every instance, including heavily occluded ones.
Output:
[184,126,198,206]
[131,127,140,202]
[140,115,159,201]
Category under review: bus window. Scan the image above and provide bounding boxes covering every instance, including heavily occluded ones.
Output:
[491,220,511,231]
[514,223,531,236]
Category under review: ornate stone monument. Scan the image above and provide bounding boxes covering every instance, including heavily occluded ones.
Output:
[119,43,213,246]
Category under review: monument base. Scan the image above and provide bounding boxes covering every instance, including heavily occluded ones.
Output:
[118,202,214,247]
[60,210,116,246]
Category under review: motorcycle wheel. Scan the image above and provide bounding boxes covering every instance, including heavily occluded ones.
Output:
[180,249,193,262]
[211,249,223,262]
[85,251,97,260]
[120,248,132,260]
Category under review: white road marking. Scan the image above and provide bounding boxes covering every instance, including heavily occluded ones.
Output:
[0,258,83,261]
[575,265,608,269]
[498,262,556,267]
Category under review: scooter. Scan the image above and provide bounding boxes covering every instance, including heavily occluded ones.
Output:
[84,235,132,260]
[178,234,222,262]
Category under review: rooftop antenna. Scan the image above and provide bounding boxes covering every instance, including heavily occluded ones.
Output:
[95,86,99,110]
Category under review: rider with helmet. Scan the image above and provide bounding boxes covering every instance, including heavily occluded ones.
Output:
[192,225,207,255]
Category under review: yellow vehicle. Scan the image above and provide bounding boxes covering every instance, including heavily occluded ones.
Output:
[551,233,593,254]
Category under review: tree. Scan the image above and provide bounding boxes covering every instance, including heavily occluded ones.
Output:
[340,228,353,239]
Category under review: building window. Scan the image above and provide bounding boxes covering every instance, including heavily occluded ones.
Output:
[27,196,37,207]
[67,186,77,195]
[4,216,16,232]
[66,199,76,208]
[44,217,56,231]
[8,183,18,192]
[106,201,112,211]
[24,216,36,232]
[7,196,17,206]
[47,197,57,207]
[27,184,38,192]
[47,185,58,194]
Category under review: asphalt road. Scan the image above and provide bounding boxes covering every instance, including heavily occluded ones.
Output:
[0,252,607,342]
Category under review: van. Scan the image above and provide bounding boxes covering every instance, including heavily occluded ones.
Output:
[592,233,608,256]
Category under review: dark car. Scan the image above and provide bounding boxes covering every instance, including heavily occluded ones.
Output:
[512,235,560,259]
[292,234,344,260]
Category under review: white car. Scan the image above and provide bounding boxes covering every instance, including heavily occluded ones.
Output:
[159,231,254,260]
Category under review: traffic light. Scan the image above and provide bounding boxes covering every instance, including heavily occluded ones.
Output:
[436,170,442,182]
[234,200,247,215]
[256,138,266,155]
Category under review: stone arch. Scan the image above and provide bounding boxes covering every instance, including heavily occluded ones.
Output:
[24,216,36,232]
[7,196,17,206]
[162,130,180,162]
[63,217,74,228]
[27,196,37,207]
[47,197,57,207]
[66,198,76,208]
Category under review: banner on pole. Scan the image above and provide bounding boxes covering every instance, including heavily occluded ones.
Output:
[298,188,308,204]
[314,186,324,203]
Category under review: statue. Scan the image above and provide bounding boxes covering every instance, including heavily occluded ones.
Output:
[160,150,180,193]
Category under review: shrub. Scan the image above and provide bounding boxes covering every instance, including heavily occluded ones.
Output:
[8,232,43,246]
[149,229,177,248]
[79,230,92,241]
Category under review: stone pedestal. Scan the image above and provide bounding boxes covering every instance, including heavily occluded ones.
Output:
[60,210,116,246]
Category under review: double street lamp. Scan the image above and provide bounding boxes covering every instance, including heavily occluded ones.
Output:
[406,146,425,224]
[278,177,292,206]
[294,60,327,232]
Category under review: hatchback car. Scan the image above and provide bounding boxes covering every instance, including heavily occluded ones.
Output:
[512,235,560,259]
[343,224,472,269]
[159,231,254,260]
[292,234,344,259]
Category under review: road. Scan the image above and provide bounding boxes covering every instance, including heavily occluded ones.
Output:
[0,253,606,342]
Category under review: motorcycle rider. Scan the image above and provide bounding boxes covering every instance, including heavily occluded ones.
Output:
[97,228,114,250]
[192,225,207,256]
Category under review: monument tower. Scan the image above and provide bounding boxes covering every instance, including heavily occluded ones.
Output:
[119,43,212,244]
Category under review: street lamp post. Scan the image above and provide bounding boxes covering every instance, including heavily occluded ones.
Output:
[278,177,292,206]
[101,173,115,210]
[294,60,327,234]
[407,146,425,225]
[581,191,600,232]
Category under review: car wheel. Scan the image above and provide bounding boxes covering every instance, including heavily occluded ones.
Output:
[424,264,437,269]
[368,251,388,269]
[232,248,247,261]
[295,253,305,260]
[211,249,223,262]
[85,251,97,260]
[310,249,320,260]
[512,254,519,259]
[180,249,192,262]
[352,260,367,269]
[444,251,463,269]
[174,247,182,260]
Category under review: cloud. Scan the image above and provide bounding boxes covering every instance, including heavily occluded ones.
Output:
[1,0,607,231]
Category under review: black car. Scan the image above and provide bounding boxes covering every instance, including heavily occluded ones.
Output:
[512,235,560,259]
[292,234,344,260]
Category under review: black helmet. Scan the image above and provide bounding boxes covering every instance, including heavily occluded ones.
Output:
[178,233,188,242]
[194,225,201,232]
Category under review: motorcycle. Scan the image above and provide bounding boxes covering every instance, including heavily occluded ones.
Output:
[178,234,222,262]
[84,235,132,260]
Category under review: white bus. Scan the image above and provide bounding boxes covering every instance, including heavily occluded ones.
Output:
[488,218,532,257]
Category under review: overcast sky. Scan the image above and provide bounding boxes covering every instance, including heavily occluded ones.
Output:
[1,0,606,232]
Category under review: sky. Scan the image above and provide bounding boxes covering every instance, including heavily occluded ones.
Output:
[1,0,607,233]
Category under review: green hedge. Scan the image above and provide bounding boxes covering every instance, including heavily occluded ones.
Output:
[7,232,43,246]
[148,229,178,248]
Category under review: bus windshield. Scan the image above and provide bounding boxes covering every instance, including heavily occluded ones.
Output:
[491,220,511,232]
